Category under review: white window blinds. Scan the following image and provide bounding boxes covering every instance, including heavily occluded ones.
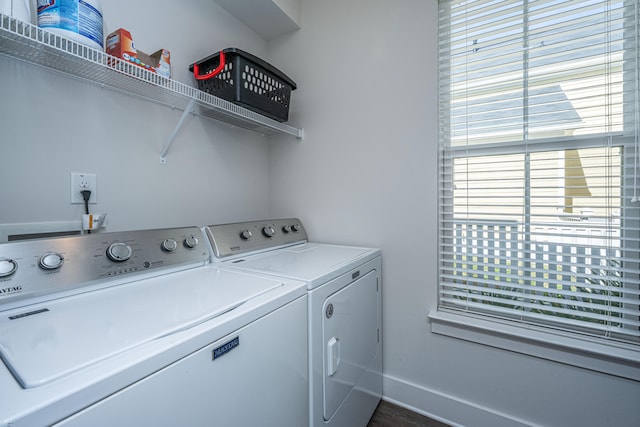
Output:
[438,0,640,345]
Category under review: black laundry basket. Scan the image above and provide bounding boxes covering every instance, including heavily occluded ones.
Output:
[189,48,296,122]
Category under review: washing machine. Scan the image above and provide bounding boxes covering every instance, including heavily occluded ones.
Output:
[0,226,307,427]
[205,218,382,427]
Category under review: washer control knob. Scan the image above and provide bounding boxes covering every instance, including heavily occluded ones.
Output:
[0,258,18,277]
[262,226,275,238]
[240,230,253,240]
[39,253,64,270]
[162,239,178,252]
[184,234,199,249]
[282,225,292,233]
[292,224,301,232]
[106,242,133,262]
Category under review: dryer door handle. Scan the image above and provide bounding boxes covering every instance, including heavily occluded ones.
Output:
[327,337,341,377]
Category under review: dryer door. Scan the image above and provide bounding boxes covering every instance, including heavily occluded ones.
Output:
[322,269,379,421]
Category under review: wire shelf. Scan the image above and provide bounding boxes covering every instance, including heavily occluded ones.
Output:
[0,14,303,157]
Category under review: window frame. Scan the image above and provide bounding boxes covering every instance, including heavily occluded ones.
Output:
[428,308,640,380]
[433,0,640,379]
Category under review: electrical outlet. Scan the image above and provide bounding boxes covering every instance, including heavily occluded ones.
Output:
[70,173,97,204]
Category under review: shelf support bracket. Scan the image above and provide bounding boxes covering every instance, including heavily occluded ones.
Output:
[160,97,197,164]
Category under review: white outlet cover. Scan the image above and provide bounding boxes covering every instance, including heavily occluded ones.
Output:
[70,173,97,204]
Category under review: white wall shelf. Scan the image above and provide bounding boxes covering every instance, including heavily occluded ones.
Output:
[0,15,303,163]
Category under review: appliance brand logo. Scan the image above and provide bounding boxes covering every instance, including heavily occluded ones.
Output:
[0,285,22,297]
[212,336,240,361]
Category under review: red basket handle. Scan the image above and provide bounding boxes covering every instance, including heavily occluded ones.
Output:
[193,51,226,81]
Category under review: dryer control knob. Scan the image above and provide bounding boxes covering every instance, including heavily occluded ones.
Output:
[240,230,253,240]
[282,225,292,233]
[262,226,275,238]
[39,252,64,270]
[0,258,18,277]
[184,234,199,249]
[292,224,301,232]
[162,239,178,252]
[106,242,133,262]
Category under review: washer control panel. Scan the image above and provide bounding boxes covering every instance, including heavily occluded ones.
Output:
[0,227,208,309]
[206,218,308,260]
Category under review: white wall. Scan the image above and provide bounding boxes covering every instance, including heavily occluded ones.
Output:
[0,0,272,231]
[2,1,639,425]
[267,1,640,426]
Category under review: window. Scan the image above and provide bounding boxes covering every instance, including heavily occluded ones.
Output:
[436,0,640,363]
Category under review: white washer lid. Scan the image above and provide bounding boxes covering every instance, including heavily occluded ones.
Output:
[0,268,281,389]
[229,243,376,286]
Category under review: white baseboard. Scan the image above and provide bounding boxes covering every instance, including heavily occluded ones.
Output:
[382,374,536,427]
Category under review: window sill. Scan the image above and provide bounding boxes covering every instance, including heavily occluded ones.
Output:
[428,310,640,382]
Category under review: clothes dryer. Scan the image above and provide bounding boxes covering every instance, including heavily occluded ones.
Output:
[205,218,382,427]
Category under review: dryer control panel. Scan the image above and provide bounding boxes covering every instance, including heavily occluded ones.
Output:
[206,218,308,260]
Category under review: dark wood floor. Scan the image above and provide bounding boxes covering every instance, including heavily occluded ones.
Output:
[368,400,450,427]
